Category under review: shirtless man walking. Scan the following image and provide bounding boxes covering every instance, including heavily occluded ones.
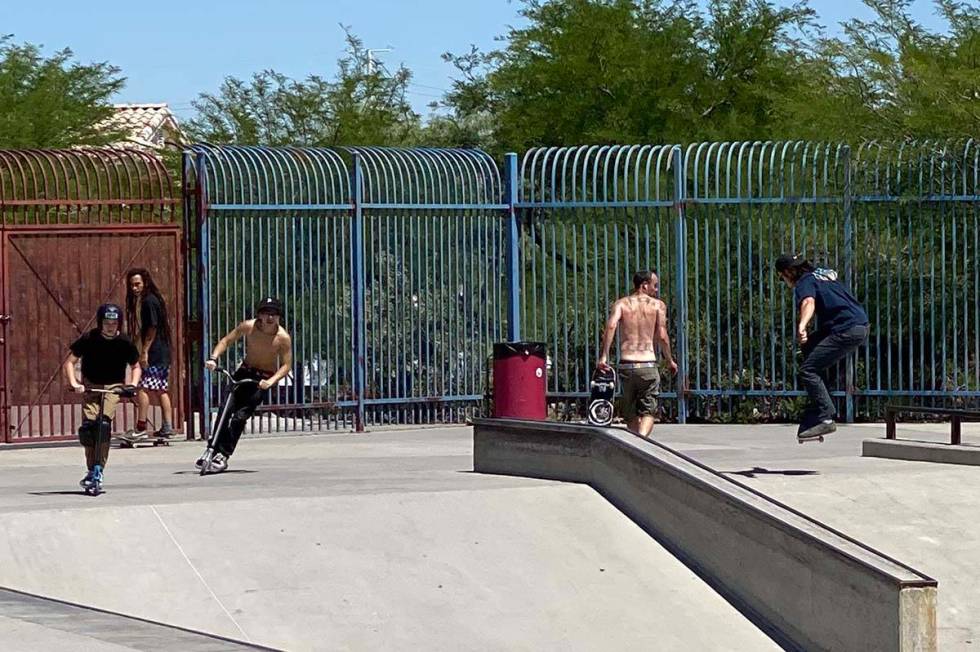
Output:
[199,297,292,471]
[597,271,678,437]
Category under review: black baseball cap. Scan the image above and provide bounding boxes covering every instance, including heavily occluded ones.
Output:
[775,254,802,273]
[96,303,123,326]
[255,297,283,316]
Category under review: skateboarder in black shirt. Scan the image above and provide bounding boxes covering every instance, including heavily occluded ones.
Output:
[776,254,869,441]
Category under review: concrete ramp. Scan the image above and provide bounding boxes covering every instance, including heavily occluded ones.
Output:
[0,483,781,650]
[474,419,938,652]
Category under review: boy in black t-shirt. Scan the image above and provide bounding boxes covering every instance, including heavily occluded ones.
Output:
[63,304,141,490]
[776,254,869,441]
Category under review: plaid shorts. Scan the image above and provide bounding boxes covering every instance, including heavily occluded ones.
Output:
[139,365,170,391]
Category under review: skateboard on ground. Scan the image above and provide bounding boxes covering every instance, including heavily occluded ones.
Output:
[115,430,172,448]
[587,367,617,426]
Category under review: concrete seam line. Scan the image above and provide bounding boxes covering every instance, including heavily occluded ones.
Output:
[150,505,252,643]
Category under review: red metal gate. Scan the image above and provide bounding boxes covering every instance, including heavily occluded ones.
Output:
[0,149,180,443]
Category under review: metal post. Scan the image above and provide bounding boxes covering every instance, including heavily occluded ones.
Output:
[0,226,7,443]
[842,147,855,423]
[672,147,688,424]
[505,153,521,342]
[181,152,194,440]
[351,153,367,431]
[195,152,211,440]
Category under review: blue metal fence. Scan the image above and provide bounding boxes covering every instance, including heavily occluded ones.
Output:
[184,140,979,433]
[516,140,980,422]
[184,146,506,435]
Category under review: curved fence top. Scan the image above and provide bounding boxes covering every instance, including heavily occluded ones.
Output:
[191,145,502,208]
[854,139,979,197]
[189,140,979,209]
[345,147,502,207]
[0,148,176,224]
[190,145,351,207]
[519,141,980,203]
[519,145,681,204]
[683,141,849,200]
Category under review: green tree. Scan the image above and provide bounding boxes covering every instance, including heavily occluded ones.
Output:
[437,0,817,153]
[187,31,422,146]
[0,35,125,148]
[782,0,980,140]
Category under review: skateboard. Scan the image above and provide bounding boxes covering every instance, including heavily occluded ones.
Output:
[115,431,172,448]
[587,367,617,426]
[796,410,835,444]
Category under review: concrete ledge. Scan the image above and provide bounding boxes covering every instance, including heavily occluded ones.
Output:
[474,418,937,652]
[863,437,980,466]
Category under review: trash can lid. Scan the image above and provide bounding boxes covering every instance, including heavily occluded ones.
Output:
[493,341,546,358]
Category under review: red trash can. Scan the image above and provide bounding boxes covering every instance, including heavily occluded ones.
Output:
[492,342,547,419]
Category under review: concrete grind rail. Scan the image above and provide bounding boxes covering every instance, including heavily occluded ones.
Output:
[863,437,980,466]
[473,419,938,652]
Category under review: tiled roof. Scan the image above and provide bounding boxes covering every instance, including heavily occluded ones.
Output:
[102,103,183,150]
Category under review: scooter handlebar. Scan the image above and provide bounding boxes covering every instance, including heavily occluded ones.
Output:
[211,366,261,386]
[82,384,138,398]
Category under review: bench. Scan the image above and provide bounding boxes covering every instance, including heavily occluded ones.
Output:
[885,404,980,445]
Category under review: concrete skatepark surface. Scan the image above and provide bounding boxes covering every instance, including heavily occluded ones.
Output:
[655,422,979,650]
[0,423,974,650]
[0,428,778,651]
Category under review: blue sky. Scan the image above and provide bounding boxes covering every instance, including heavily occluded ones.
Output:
[3,0,951,120]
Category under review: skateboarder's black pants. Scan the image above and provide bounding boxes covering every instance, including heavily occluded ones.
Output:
[214,367,270,457]
[799,324,868,422]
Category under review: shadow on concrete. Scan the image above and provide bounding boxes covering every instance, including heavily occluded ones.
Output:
[723,467,820,478]
[172,470,258,475]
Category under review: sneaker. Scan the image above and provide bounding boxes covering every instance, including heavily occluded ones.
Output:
[799,420,836,440]
[79,471,94,489]
[89,465,104,489]
[211,454,228,472]
[154,425,175,439]
[195,455,205,469]
[123,428,147,441]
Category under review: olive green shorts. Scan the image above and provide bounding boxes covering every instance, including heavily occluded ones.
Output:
[619,365,661,419]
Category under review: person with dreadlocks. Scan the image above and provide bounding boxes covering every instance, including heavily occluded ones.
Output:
[775,254,869,442]
[123,268,175,440]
